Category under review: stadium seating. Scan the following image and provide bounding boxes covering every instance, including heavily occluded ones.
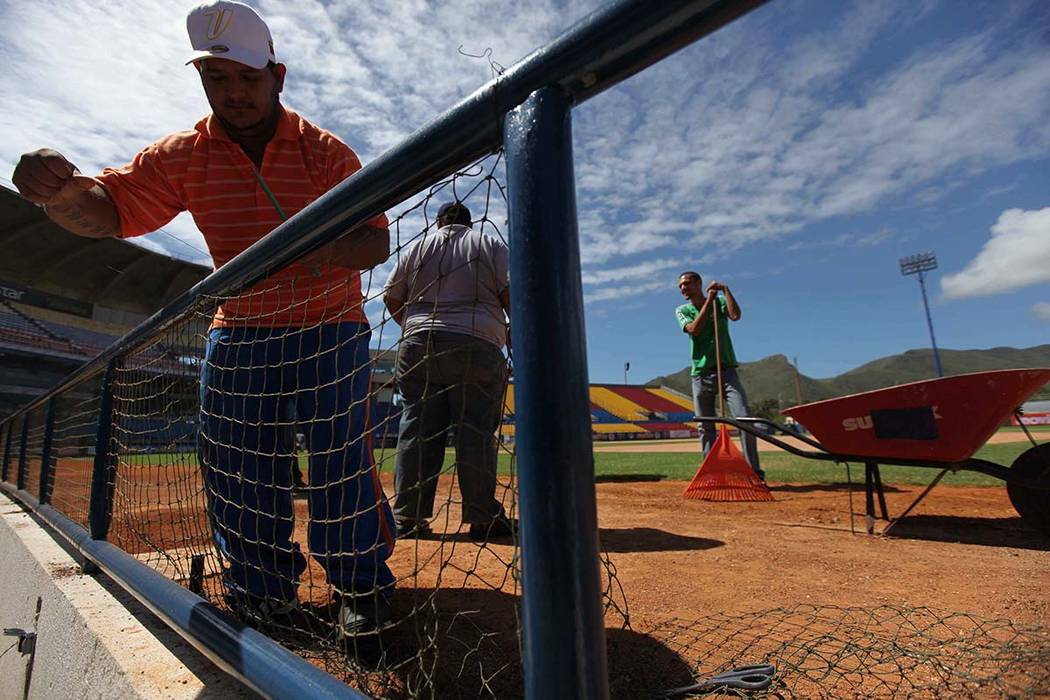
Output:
[647,387,695,411]
[591,423,646,434]
[615,386,695,422]
[496,383,697,440]
[503,383,515,417]
[588,386,651,422]
[0,301,83,356]
[0,300,125,359]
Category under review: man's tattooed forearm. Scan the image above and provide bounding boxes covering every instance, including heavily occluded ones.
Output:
[46,202,118,236]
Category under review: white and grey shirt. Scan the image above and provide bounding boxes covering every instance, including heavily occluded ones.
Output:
[383,224,509,348]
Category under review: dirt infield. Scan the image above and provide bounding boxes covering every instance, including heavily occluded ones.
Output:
[369,474,1050,625]
[40,445,1050,696]
[367,475,1049,696]
[306,472,1048,696]
[49,451,1050,629]
[588,479,1049,625]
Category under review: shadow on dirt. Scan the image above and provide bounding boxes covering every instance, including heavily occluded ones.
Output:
[596,473,666,483]
[885,514,1050,550]
[599,527,724,553]
[281,586,697,699]
[768,481,906,495]
[606,625,696,699]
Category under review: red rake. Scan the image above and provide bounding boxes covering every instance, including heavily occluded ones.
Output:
[683,423,773,502]
[683,291,772,502]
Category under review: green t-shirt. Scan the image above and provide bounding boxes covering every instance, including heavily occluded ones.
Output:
[675,297,737,375]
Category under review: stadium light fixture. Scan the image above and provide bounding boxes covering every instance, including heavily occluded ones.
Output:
[898,251,943,377]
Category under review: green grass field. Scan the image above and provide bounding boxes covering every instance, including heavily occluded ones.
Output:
[127,432,1042,488]
[398,439,1037,487]
[1000,425,1050,434]
[583,441,1033,486]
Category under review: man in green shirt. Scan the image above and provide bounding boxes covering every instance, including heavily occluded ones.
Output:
[675,271,764,480]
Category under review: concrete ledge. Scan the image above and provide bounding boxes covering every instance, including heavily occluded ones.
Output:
[0,494,255,699]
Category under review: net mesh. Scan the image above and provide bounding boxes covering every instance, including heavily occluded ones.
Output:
[20,405,46,494]
[94,152,584,696]
[3,152,1049,699]
[639,604,1050,699]
[47,387,103,527]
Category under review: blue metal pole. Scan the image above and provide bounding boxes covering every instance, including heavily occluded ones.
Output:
[0,483,366,700]
[89,360,118,540]
[17,414,30,491]
[39,399,56,503]
[2,422,12,483]
[505,86,609,700]
[917,270,943,377]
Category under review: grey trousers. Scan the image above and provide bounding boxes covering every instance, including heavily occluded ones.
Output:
[692,367,763,476]
[393,331,507,525]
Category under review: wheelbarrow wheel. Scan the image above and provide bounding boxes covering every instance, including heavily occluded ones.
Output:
[1006,443,1050,537]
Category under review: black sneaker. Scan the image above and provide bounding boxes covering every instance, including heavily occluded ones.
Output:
[395,519,432,539]
[469,514,518,542]
[336,591,395,638]
[225,594,312,635]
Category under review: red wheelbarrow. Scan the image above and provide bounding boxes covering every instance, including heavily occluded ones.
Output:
[704,369,1050,536]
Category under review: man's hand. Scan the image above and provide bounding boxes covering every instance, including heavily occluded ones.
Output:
[12,149,97,205]
[299,225,390,272]
[12,148,120,239]
[706,280,723,297]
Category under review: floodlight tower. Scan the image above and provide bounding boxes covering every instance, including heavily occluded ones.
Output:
[899,251,943,377]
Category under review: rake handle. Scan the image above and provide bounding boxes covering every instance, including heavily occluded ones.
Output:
[712,294,726,418]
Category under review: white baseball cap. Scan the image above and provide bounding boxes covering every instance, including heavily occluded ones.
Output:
[186,1,276,70]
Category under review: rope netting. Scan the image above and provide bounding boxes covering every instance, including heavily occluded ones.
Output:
[93,152,610,696]
[638,604,1050,699]
[14,151,1049,698]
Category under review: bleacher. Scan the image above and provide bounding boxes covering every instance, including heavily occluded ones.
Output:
[499,382,698,441]
[0,301,86,357]
[616,386,695,422]
[590,406,624,423]
[648,387,695,411]
[116,417,198,452]
[588,386,651,422]
[370,401,402,445]
[40,320,117,355]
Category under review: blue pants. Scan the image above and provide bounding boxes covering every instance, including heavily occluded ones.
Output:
[692,367,763,477]
[198,322,395,602]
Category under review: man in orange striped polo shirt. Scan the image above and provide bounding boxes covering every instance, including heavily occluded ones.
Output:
[12,0,395,638]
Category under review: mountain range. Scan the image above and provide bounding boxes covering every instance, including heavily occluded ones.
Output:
[647,345,1050,407]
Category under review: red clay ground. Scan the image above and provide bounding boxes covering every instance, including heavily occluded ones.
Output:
[49,449,1050,629]
[294,473,1049,697]
[361,473,1050,626]
[40,442,1050,696]
[590,479,1049,625]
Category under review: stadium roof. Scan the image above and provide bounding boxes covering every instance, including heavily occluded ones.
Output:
[0,185,211,315]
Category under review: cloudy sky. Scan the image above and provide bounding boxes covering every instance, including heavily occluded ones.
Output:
[2,0,1048,384]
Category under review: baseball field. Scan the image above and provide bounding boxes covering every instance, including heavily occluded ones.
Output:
[36,426,1050,696]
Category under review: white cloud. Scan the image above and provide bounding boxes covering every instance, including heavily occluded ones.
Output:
[584,279,667,304]
[1033,302,1050,321]
[3,0,1049,312]
[581,258,683,286]
[941,207,1050,300]
[572,0,1050,286]
[787,228,894,251]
